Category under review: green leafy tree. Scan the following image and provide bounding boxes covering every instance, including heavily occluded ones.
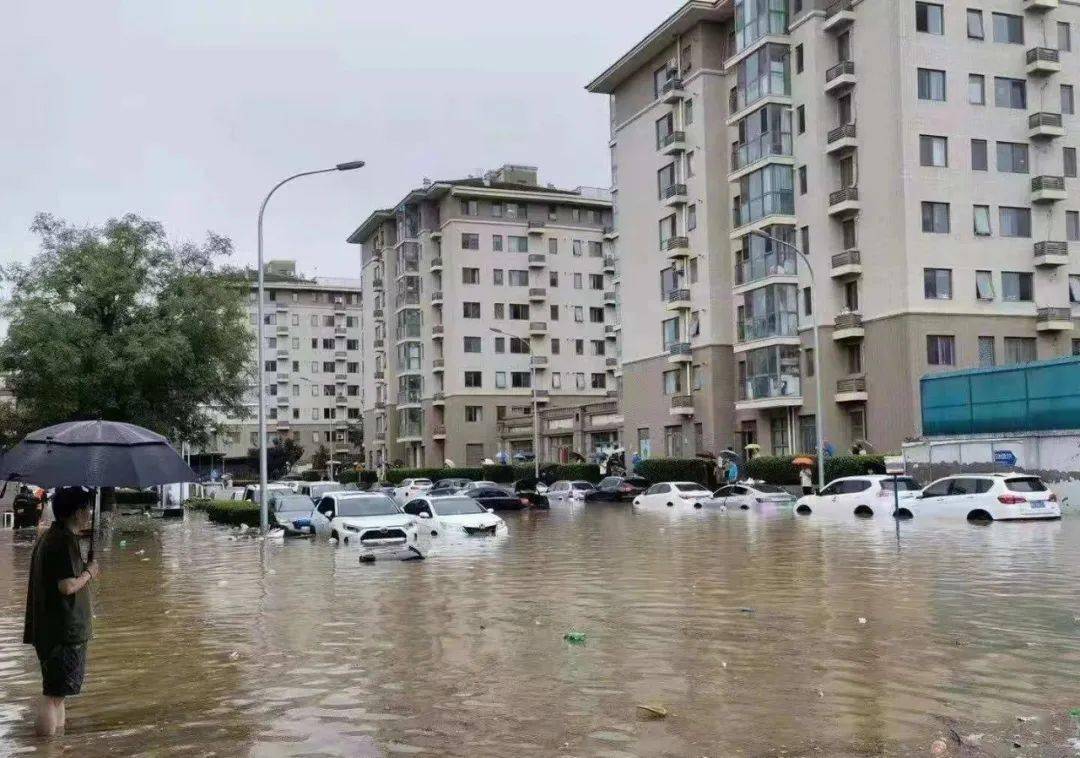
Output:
[311,444,330,474]
[247,436,304,480]
[0,213,252,447]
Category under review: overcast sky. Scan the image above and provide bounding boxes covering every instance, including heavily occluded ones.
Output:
[1,0,679,278]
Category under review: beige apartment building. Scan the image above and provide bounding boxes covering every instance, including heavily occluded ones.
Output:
[347,165,617,468]
[589,0,1080,457]
[200,260,365,471]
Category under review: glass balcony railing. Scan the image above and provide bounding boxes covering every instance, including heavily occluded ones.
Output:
[737,310,799,342]
[734,4,787,54]
[735,247,797,286]
[733,190,794,228]
[738,344,801,401]
[731,131,792,172]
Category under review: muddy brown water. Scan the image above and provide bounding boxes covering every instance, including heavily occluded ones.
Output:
[2,505,1080,756]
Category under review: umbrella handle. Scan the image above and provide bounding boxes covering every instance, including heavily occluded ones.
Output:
[87,489,101,562]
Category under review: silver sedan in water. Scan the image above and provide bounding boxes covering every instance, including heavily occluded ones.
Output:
[712,483,796,510]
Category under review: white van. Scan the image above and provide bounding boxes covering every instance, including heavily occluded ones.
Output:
[298,481,342,502]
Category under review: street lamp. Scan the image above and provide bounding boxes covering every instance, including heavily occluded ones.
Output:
[257,161,365,533]
[490,327,541,479]
[747,229,825,491]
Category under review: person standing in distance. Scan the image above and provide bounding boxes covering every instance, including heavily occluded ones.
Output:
[23,486,100,737]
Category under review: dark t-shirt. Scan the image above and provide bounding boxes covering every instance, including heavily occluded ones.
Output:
[23,523,91,652]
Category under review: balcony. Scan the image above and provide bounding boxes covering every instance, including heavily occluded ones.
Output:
[1023,0,1058,9]
[524,253,547,270]
[602,255,616,273]
[826,123,857,155]
[373,338,385,349]
[734,253,798,294]
[605,357,618,370]
[274,419,290,431]
[730,191,796,235]
[659,130,687,155]
[432,358,445,373]
[529,287,547,302]
[374,370,385,381]
[668,342,692,364]
[374,400,386,411]
[275,324,289,336]
[530,355,549,369]
[1032,176,1066,203]
[730,132,793,178]
[527,220,546,235]
[429,229,442,242]
[334,350,347,360]
[605,324,617,340]
[659,77,686,103]
[736,312,800,350]
[372,278,384,292]
[835,376,868,403]
[1037,307,1073,331]
[603,291,617,305]
[335,394,348,406]
[1034,241,1069,267]
[533,389,551,404]
[276,348,289,359]
[334,325,347,335]
[373,308,384,320]
[670,394,695,417]
[830,249,862,279]
[823,0,855,32]
[827,187,860,217]
[432,392,445,406]
[432,324,444,338]
[529,321,548,336]
[663,236,691,260]
[1026,47,1061,75]
[603,225,619,240]
[275,302,288,313]
[1029,112,1065,139]
[432,425,447,439]
[833,312,865,341]
[430,257,443,272]
[276,371,289,382]
[665,288,692,311]
[333,304,346,316]
[374,432,386,444]
[661,183,689,207]
[335,372,347,382]
[431,290,444,305]
[275,394,289,406]
[825,60,856,94]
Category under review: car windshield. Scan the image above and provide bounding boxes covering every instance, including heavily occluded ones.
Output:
[1006,477,1048,493]
[571,482,595,490]
[752,484,789,494]
[336,497,401,517]
[433,497,487,516]
[273,496,314,513]
[412,479,432,486]
[880,477,921,492]
[674,482,707,493]
[598,478,621,488]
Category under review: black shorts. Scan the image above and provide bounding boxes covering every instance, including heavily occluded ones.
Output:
[37,643,87,697]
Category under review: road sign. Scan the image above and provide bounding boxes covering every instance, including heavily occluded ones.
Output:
[883,455,905,475]
[994,449,1017,466]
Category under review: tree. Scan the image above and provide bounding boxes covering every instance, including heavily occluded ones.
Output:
[247,436,304,480]
[312,444,330,474]
[0,213,253,447]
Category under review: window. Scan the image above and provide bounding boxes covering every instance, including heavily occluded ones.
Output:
[1063,85,1075,115]
[973,205,992,236]
[994,77,1026,109]
[923,268,953,299]
[996,142,1029,173]
[511,371,531,389]
[574,306,584,323]
[967,9,984,40]
[795,44,804,73]
[798,165,807,193]
[551,338,560,354]
[796,105,805,134]
[688,204,697,231]
[463,302,480,318]
[494,337,505,354]
[662,370,682,395]
[550,304,559,320]
[1060,21,1072,51]
[1001,271,1034,301]
[508,270,528,286]
[846,343,862,374]
[803,286,813,316]
[804,348,815,377]
[661,317,679,349]
[588,241,603,257]
[921,202,950,233]
[685,98,694,125]
[800,225,810,256]
[462,267,479,284]
[548,238,558,255]
[968,74,985,105]
[1066,147,1078,178]
[978,336,996,367]
[1068,211,1080,241]
[508,336,528,354]
[509,236,528,253]
[689,258,699,284]
[465,406,482,423]
[509,303,529,320]
[495,371,507,389]
[992,12,1024,44]
[918,68,946,101]
[463,336,481,353]
[589,274,604,290]
[1004,337,1036,365]
[464,371,482,388]
[1070,275,1080,304]
[549,271,558,287]
[572,239,583,257]
[927,335,956,365]
[999,207,1031,238]
[1075,339,1080,357]
[591,373,607,390]
[920,135,948,167]
[461,199,478,216]
[493,269,504,286]
[686,151,695,178]
[494,303,505,319]
[842,219,857,249]
[916,2,944,34]
[971,139,988,171]
[590,306,604,323]
[493,235,504,252]
[461,233,479,249]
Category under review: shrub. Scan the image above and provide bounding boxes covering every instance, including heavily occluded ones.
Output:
[744,454,888,485]
[381,464,602,486]
[184,497,212,510]
[338,469,359,485]
[114,489,160,505]
[635,458,718,489]
[204,499,262,528]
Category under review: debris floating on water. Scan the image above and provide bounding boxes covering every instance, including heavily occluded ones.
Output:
[636,704,668,719]
[118,540,127,549]
[563,632,587,645]
[858,617,867,625]
[1018,715,1037,723]
[738,607,754,614]
[228,651,240,661]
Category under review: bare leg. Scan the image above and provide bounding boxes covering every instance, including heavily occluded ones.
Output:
[57,698,66,735]
[34,695,63,737]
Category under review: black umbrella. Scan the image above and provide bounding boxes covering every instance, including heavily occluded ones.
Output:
[0,420,195,558]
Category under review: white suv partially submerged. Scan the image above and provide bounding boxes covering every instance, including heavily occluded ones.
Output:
[914,473,1061,521]
[310,492,424,552]
[794,475,922,518]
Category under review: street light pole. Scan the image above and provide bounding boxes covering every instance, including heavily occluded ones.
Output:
[490,327,541,479]
[256,161,365,533]
[748,229,825,491]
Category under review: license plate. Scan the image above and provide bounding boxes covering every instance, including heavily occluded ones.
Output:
[1030,501,1046,509]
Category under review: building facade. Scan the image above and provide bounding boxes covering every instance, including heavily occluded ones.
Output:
[589,0,1080,457]
[347,165,617,468]
[202,260,365,470]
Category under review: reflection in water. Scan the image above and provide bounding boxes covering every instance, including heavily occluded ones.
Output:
[1,507,1079,755]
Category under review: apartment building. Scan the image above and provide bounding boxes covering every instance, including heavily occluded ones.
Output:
[346,165,616,468]
[202,260,365,469]
[589,0,1080,457]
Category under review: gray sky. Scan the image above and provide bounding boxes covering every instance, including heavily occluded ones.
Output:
[1,0,677,278]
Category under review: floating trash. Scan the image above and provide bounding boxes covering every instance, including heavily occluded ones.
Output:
[563,632,587,645]
[636,704,668,719]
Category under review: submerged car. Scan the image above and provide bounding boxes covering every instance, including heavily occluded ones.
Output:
[433,478,473,492]
[584,476,650,503]
[297,481,341,502]
[392,478,433,504]
[464,485,534,511]
[545,480,597,506]
[310,492,422,551]
[711,483,795,510]
[269,493,318,534]
[914,473,1061,521]
[633,482,716,509]
[794,475,922,517]
[402,495,507,536]
[511,478,550,508]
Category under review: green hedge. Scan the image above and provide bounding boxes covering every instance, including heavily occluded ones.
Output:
[635,458,718,489]
[184,497,212,511]
[115,489,159,505]
[382,464,602,485]
[744,455,887,485]
[300,470,322,482]
[203,500,262,528]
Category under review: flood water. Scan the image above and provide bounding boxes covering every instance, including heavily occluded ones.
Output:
[2,504,1080,756]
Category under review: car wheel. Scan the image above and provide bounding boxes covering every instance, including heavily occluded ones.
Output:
[331,530,339,542]
[739,503,749,510]
[795,504,812,515]
[666,502,674,508]
[894,507,914,520]
[967,509,994,523]
[854,505,874,518]
[693,502,703,509]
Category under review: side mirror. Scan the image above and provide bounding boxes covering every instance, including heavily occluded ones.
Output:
[418,512,432,519]
[487,508,495,514]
